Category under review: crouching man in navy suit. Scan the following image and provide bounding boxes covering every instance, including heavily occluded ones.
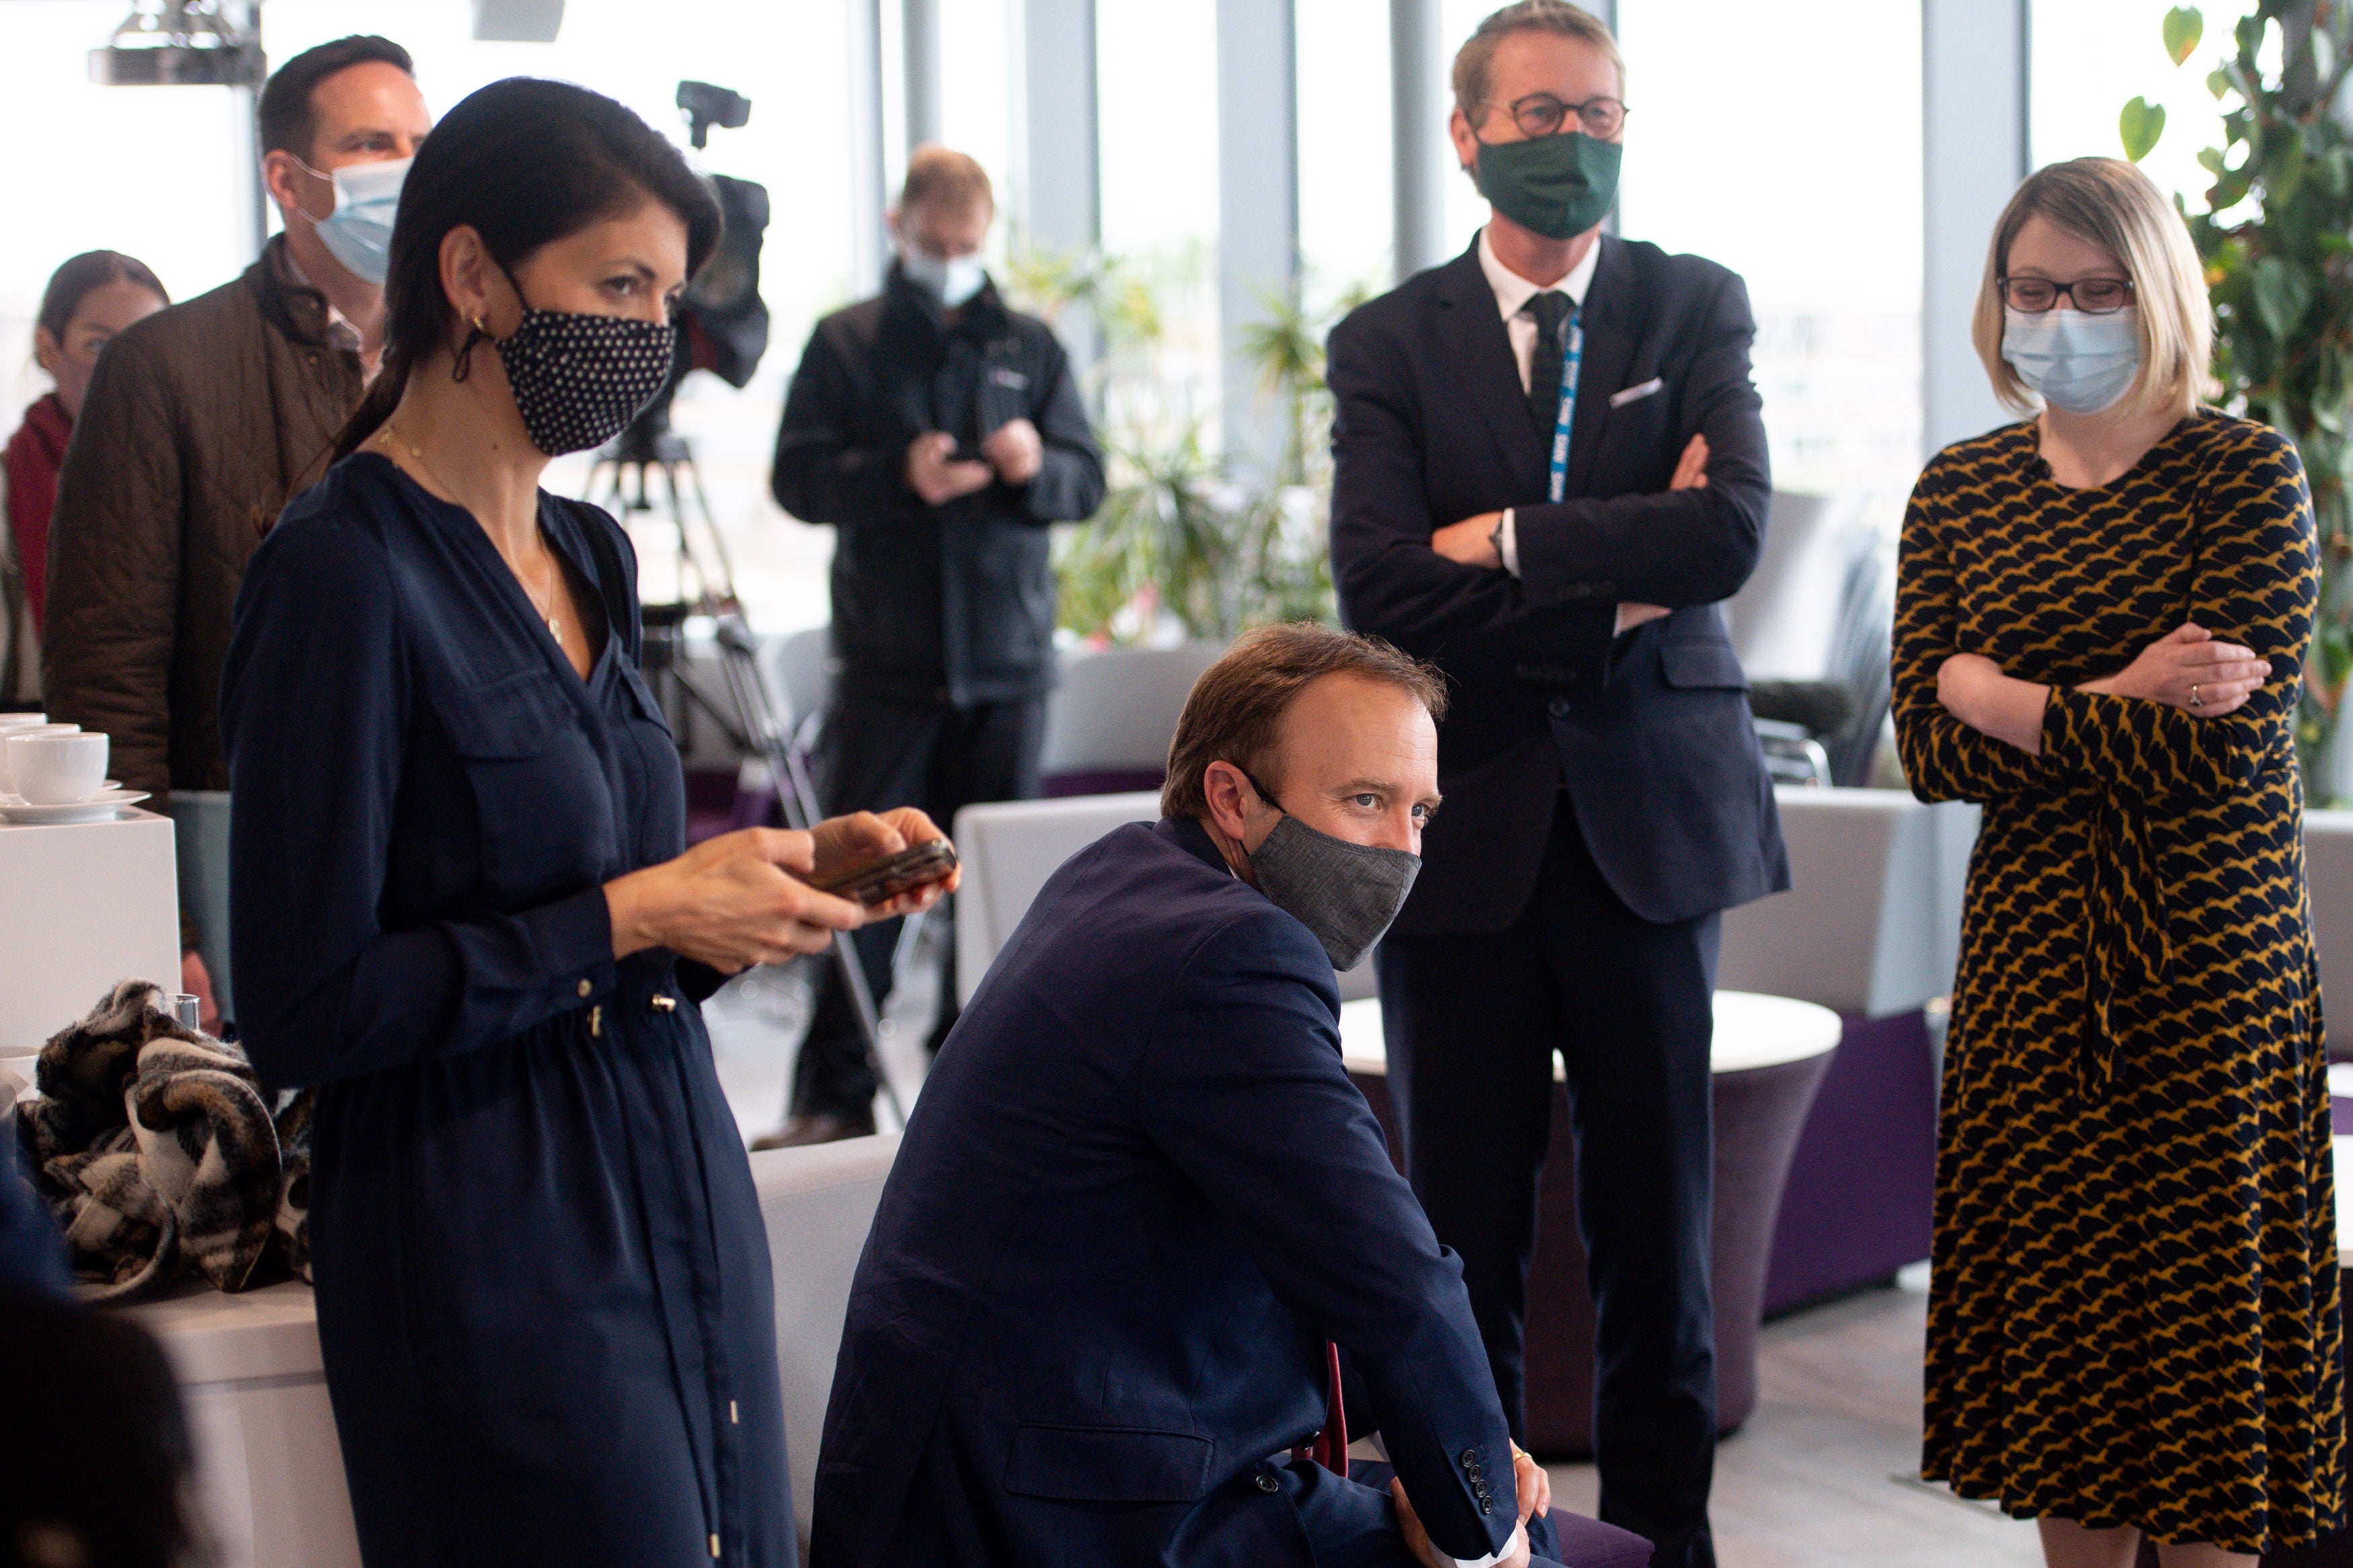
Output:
[809,624,1652,1568]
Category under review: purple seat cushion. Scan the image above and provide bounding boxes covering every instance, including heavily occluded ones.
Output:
[1538,1509,1655,1567]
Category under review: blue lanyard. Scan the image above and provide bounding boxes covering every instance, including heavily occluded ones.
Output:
[1547,308,1584,503]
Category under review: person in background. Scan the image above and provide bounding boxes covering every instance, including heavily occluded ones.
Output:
[1,251,169,701]
[766,143,1105,1147]
[43,34,426,1032]
[223,76,955,1566]
[1897,156,2344,1568]
[1326,5,1780,1565]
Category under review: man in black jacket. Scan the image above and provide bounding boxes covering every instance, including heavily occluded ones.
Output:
[768,145,1105,1145]
[1327,5,1785,1565]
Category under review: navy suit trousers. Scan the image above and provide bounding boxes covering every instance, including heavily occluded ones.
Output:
[1378,794,1719,1568]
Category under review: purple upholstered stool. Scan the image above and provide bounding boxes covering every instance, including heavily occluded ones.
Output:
[1341,991,1839,1458]
[1345,1462,1653,1567]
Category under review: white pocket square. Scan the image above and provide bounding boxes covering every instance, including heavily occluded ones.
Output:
[1609,377,1665,408]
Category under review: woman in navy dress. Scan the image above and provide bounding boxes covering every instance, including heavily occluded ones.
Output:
[221,79,951,1567]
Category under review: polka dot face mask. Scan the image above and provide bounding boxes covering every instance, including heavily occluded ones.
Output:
[484,278,678,456]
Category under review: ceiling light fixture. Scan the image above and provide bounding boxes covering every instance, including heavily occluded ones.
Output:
[89,0,264,87]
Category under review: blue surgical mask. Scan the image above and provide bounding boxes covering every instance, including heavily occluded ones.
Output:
[902,247,987,308]
[2001,304,2142,415]
[293,155,409,286]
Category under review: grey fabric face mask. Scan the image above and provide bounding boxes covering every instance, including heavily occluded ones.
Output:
[1237,769,1421,971]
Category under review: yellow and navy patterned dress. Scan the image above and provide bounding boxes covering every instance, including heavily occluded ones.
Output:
[1893,410,2344,1553]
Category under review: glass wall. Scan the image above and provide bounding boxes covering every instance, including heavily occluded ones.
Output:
[1616,0,1925,506]
[1295,0,1396,306]
[1092,0,1222,451]
[2031,0,2264,212]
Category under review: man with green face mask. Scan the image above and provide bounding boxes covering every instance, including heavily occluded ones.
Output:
[1327,5,1784,1568]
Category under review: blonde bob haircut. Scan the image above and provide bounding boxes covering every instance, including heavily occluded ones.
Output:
[1972,157,2210,419]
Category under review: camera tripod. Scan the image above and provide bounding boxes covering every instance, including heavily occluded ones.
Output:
[584,429,908,1130]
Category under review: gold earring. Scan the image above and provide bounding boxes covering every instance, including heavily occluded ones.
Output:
[471,315,486,333]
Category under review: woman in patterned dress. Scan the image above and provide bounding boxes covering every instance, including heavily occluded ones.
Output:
[1895,156,2344,1567]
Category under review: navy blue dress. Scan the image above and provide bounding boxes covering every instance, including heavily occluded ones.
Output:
[221,452,792,1567]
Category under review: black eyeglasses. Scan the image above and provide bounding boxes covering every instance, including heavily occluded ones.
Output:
[1998,276,2135,313]
[1489,93,1628,140]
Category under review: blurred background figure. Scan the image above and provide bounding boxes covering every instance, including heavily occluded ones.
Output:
[763,144,1104,1147]
[0,251,167,706]
[42,34,428,1033]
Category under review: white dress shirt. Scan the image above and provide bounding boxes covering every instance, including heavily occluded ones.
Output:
[1477,226,1599,583]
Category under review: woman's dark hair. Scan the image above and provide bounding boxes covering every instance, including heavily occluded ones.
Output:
[36,251,168,344]
[332,77,722,462]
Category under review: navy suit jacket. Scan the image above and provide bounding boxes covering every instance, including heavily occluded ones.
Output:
[1328,234,1788,931]
[810,817,1517,1568]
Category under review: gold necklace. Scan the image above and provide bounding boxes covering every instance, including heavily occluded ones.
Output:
[377,421,564,643]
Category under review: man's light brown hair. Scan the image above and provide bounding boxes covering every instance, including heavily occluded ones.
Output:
[1162,624,1449,821]
[1452,0,1625,124]
[897,144,993,216]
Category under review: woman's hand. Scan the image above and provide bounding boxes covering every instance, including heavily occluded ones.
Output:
[809,808,960,918]
[1938,653,2049,755]
[2076,622,2269,718]
[604,828,867,973]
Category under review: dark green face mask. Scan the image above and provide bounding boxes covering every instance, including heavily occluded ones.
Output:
[1472,130,1622,241]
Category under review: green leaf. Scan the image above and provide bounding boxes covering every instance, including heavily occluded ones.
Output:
[2165,6,2204,65]
[2209,67,2233,99]
[2198,146,2225,175]
[2253,255,2316,339]
[2120,96,2167,162]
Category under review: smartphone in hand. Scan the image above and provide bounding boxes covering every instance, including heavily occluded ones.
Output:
[807,838,959,906]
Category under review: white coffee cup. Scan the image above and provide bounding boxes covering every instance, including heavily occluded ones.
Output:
[0,723,77,795]
[8,731,106,804]
[0,713,48,729]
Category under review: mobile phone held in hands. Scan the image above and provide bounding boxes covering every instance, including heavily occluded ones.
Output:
[807,837,959,906]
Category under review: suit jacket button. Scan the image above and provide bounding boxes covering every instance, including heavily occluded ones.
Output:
[1255,1472,1281,1494]
[1461,1448,1479,1467]
[1480,1499,1494,1514]
[1547,697,1570,718]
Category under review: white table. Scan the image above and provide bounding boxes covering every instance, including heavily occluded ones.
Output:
[117,1281,360,1568]
[0,808,181,1066]
[1337,989,1843,1079]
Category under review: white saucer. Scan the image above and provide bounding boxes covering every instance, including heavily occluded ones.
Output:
[0,788,151,825]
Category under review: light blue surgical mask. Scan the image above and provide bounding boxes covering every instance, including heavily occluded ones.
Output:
[2001,304,2142,415]
[293,155,409,286]
[902,247,988,308]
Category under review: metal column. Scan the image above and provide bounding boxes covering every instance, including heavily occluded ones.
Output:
[902,0,943,151]
[1921,0,2029,456]
[848,0,889,291]
[1215,0,1301,479]
[1012,0,1102,368]
[1390,0,1451,282]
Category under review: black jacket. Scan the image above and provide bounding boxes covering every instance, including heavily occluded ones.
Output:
[812,817,1517,1568]
[1328,234,1788,931]
[772,265,1105,706]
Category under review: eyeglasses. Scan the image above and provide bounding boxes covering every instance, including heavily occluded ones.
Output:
[1998,276,2135,313]
[1490,93,1628,140]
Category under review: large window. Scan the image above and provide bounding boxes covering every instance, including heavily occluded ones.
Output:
[2031,0,2264,212]
[1092,0,1222,451]
[1616,0,1924,505]
[1295,0,1396,306]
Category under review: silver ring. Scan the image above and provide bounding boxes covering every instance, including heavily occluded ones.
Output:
[2191,683,2203,710]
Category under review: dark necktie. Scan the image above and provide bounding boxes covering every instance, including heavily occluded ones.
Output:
[1524,290,1573,434]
